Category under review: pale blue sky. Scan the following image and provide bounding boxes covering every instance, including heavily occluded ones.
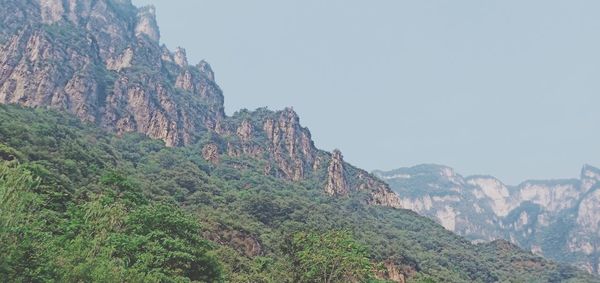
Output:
[133,0,600,184]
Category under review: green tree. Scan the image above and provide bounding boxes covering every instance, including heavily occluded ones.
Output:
[122,202,222,282]
[0,163,51,281]
[289,230,374,283]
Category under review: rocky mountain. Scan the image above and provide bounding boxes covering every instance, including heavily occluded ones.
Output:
[374,164,600,275]
[0,104,596,282]
[3,1,599,281]
[0,0,400,207]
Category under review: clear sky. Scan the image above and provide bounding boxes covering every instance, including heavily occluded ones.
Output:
[133,0,600,185]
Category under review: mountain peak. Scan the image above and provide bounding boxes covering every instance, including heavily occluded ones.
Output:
[581,164,600,179]
[173,47,188,67]
[135,5,160,42]
[0,0,403,211]
[198,60,215,81]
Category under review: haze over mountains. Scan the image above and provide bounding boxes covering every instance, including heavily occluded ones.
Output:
[375,164,600,275]
[0,0,598,282]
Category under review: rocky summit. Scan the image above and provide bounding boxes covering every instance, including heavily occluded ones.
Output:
[375,164,600,275]
[0,0,400,207]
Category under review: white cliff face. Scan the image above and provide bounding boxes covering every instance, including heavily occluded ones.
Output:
[468,177,511,217]
[516,183,582,212]
[568,187,600,274]
[399,196,432,212]
[436,206,457,231]
[515,211,528,230]
[576,190,600,233]
[376,164,600,275]
[440,167,463,185]
[568,165,600,274]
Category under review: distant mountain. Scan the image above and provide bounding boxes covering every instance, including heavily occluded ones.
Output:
[375,164,600,274]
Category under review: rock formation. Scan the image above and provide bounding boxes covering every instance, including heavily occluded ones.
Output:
[201,143,220,165]
[0,0,402,209]
[236,120,253,142]
[324,150,348,196]
[135,5,160,42]
[0,0,225,147]
[260,108,315,181]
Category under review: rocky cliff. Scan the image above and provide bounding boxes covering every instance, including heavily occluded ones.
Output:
[0,0,400,207]
[374,164,600,274]
[1,0,225,147]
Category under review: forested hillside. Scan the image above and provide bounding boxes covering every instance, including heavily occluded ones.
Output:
[0,105,595,282]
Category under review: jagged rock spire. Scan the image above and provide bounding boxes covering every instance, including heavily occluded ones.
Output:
[174,47,188,67]
[325,149,349,196]
[198,60,215,81]
[135,5,160,42]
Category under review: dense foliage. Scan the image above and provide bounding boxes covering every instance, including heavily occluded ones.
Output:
[0,163,221,282]
[0,105,596,282]
[288,230,375,282]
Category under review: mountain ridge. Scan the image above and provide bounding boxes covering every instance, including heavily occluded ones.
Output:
[0,0,400,208]
[375,163,600,274]
[0,0,598,281]
[3,103,596,281]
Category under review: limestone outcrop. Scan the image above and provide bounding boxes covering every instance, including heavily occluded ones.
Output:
[324,150,348,196]
[0,0,403,210]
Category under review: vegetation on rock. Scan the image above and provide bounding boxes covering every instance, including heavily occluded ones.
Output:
[0,105,595,282]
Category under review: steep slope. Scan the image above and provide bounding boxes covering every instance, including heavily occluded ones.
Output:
[0,104,596,282]
[1,0,225,146]
[375,164,600,275]
[0,0,399,207]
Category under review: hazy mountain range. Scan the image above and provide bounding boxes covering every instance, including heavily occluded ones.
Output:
[375,164,600,275]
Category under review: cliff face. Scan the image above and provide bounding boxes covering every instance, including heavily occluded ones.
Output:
[324,150,348,196]
[221,108,400,207]
[375,164,600,274]
[0,0,400,207]
[0,0,225,147]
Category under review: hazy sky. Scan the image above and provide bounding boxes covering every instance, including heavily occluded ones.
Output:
[133,0,600,184]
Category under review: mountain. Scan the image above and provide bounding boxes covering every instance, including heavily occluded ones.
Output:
[0,104,596,282]
[374,164,600,275]
[0,0,399,208]
[0,0,597,282]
